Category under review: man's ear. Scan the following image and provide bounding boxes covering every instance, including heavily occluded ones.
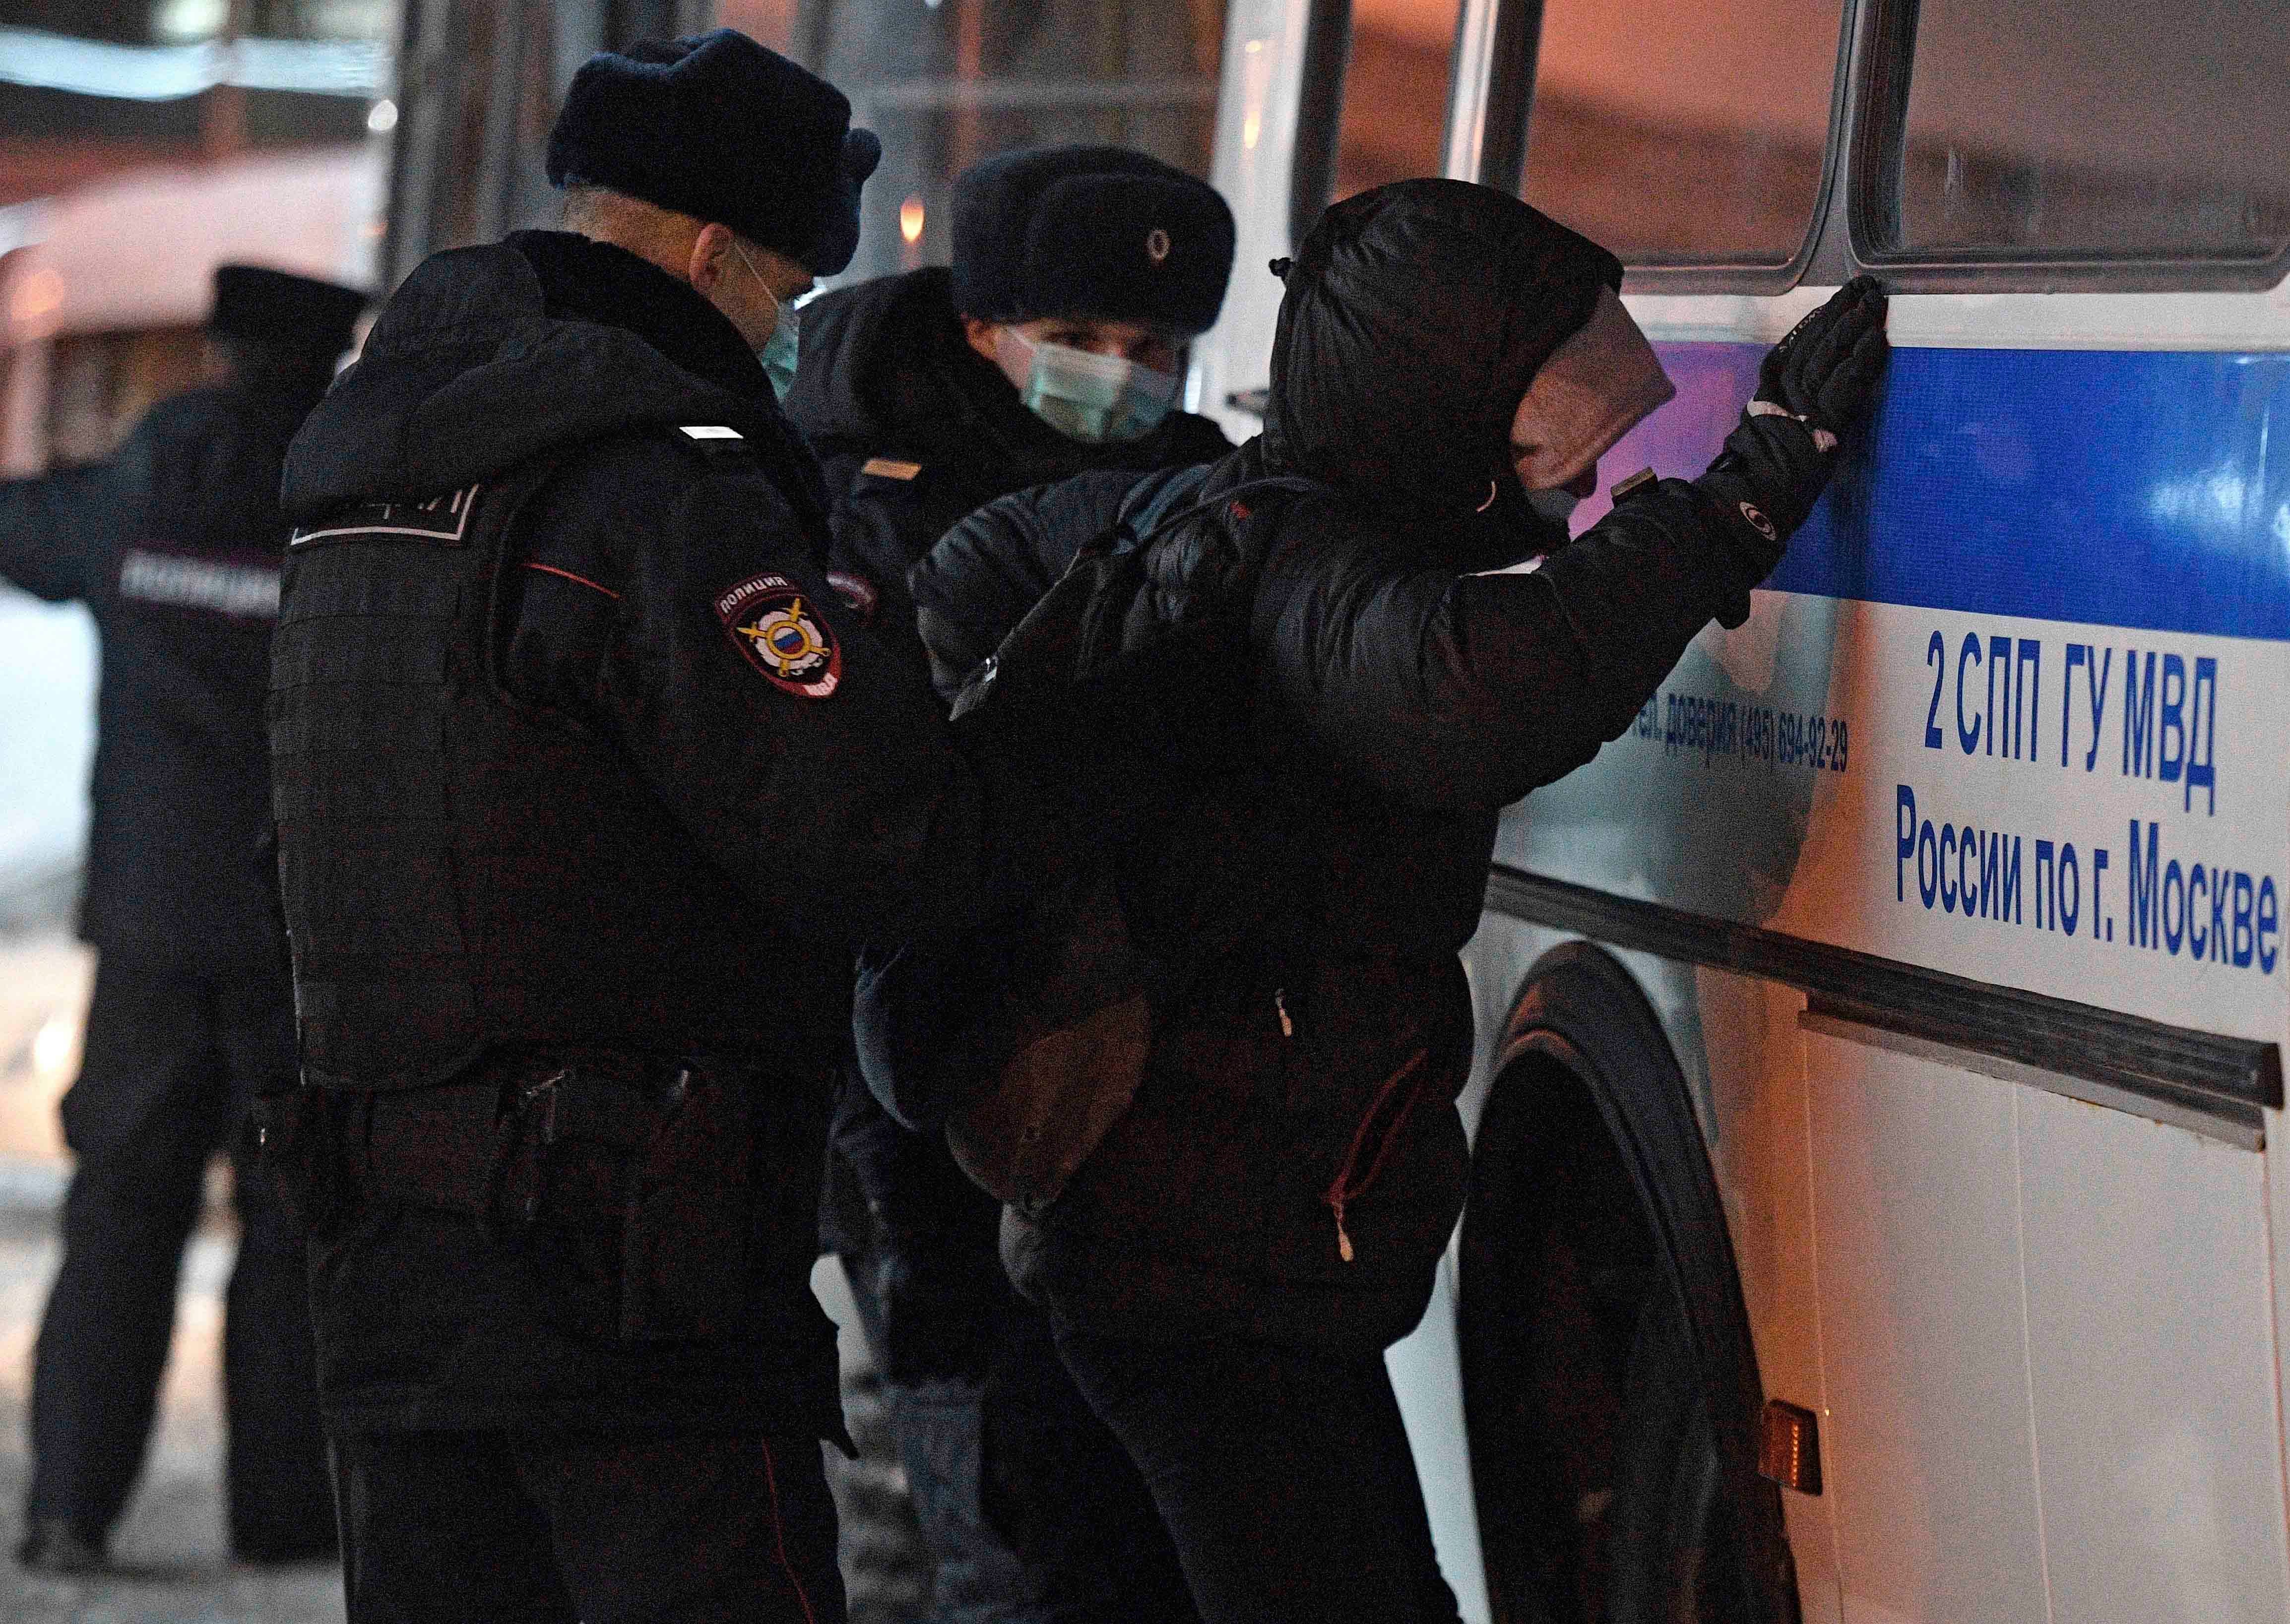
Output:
[688,222,736,293]
[960,314,1004,365]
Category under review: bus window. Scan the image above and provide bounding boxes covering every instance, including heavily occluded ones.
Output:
[1883,0,2290,261]
[795,0,1228,285]
[1519,0,1843,265]
[1331,0,1461,202]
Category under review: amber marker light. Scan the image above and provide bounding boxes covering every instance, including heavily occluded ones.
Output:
[10,266,63,337]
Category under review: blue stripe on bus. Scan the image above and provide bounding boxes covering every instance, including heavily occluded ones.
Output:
[1590,343,2290,642]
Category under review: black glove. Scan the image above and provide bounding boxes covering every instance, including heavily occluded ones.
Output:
[1753,275,1891,446]
[1688,277,1891,582]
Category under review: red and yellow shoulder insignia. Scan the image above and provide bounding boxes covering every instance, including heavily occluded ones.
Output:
[714,573,842,698]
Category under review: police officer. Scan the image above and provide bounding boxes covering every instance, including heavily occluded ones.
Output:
[0,264,362,1573]
[269,32,1141,1623]
[784,145,1231,1624]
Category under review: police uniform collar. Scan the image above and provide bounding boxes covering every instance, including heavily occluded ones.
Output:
[509,230,769,409]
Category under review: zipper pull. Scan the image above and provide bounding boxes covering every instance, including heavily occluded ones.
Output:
[1275,989,1293,1038]
[1332,1198,1354,1263]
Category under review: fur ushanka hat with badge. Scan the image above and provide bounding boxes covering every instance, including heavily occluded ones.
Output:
[546,29,882,277]
[951,145,1236,334]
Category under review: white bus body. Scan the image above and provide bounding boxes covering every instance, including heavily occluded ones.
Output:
[1195,2,2290,1620]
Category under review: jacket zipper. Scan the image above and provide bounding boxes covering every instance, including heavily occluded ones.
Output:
[1323,1048,1429,1264]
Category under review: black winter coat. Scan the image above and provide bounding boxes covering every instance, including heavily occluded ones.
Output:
[0,380,322,960]
[906,181,1816,1353]
[276,232,1102,1436]
[783,266,1228,686]
[783,266,1229,1286]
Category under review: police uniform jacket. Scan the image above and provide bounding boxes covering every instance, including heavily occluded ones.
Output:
[0,381,318,960]
[781,264,1228,1287]
[273,231,1086,1436]
[898,181,1823,1355]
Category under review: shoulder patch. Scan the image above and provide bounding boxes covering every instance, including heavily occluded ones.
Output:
[289,485,481,549]
[859,457,922,482]
[715,573,842,698]
[826,569,879,622]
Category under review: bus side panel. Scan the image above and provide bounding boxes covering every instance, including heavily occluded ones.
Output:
[1802,1030,2055,1624]
[1503,340,2290,1044]
[2014,1089,2289,1621]
[1802,1026,2290,1622]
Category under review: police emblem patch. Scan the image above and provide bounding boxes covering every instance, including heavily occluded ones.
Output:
[714,573,842,698]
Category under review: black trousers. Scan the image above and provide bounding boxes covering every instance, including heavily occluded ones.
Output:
[26,947,332,1558]
[1054,1328,1463,1624]
[847,1270,1197,1624]
[331,1428,844,1624]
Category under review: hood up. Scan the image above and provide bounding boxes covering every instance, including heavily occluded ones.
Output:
[283,234,784,521]
[1262,179,1622,521]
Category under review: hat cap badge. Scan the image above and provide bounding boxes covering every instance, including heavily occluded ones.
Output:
[1146,227,1172,264]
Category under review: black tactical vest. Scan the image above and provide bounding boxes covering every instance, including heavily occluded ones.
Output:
[269,443,844,1091]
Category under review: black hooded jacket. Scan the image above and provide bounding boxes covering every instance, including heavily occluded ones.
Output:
[783,266,1229,679]
[903,181,1820,1352]
[274,232,1104,1434]
[0,377,327,960]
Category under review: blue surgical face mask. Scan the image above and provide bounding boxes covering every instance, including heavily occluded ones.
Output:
[758,298,801,399]
[734,240,801,399]
[995,331,1180,444]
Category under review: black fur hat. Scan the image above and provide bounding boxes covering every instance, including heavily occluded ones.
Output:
[951,146,1235,333]
[546,30,882,276]
[208,265,367,356]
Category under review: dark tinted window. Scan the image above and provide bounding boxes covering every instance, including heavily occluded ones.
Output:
[1887,0,2290,260]
[1520,0,1843,265]
[1332,0,1460,202]
[797,0,1227,284]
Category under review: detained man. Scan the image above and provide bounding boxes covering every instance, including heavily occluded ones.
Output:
[873,180,1889,1622]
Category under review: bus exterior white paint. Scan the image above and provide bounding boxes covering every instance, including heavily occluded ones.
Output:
[1194,3,2290,1620]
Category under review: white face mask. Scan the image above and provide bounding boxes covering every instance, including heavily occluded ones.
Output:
[733,240,801,398]
[1526,485,1581,528]
[992,330,1180,444]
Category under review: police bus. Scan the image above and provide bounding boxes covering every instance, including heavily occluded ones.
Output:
[1179,0,2290,1621]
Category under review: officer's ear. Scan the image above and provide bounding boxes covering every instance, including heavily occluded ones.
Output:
[688,223,737,296]
[960,315,1004,367]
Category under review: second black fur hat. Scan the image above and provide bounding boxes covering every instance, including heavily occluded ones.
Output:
[952,146,1235,333]
[547,30,882,276]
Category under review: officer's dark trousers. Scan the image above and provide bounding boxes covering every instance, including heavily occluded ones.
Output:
[26,948,332,1558]
[1054,1328,1464,1624]
[845,1260,1197,1624]
[331,1428,844,1623]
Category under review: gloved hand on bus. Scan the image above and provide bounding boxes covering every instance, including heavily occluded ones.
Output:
[1753,274,1891,447]
[1688,276,1890,578]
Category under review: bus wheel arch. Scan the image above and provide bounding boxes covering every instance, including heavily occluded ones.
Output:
[1459,940,1796,1624]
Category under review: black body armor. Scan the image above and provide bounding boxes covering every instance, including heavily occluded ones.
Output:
[270,448,842,1092]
